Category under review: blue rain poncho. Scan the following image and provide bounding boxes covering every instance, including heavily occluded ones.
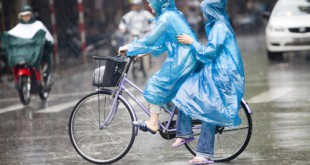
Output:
[126,0,199,105]
[173,0,245,127]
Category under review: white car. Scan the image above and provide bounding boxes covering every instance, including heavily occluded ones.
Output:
[265,0,310,60]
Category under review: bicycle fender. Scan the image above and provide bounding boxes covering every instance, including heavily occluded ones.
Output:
[97,89,139,136]
[241,98,252,114]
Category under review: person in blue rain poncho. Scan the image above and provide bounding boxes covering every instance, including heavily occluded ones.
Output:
[118,0,199,134]
[170,0,245,164]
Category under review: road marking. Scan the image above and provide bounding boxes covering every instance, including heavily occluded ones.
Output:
[0,104,24,114]
[0,87,295,114]
[49,91,91,98]
[0,91,92,103]
[36,94,147,114]
[35,100,79,113]
[0,91,92,115]
[1,89,146,114]
[248,87,294,104]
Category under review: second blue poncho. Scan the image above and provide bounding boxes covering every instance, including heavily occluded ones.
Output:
[173,0,245,127]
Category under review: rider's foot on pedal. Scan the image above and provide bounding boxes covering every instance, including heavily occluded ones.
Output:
[133,120,159,134]
[144,120,159,132]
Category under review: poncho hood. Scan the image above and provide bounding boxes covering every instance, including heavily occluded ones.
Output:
[201,0,229,23]
[147,0,177,16]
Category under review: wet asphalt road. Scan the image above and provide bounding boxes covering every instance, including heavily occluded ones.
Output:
[1,33,310,165]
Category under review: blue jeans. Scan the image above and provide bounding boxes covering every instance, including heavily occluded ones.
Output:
[176,110,215,159]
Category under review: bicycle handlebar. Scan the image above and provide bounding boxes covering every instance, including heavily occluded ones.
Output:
[119,51,146,59]
[116,52,147,76]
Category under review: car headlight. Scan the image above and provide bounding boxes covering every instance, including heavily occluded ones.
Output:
[268,25,285,32]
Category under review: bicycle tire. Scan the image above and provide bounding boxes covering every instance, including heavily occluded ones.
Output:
[69,90,135,164]
[185,100,252,162]
[18,76,31,105]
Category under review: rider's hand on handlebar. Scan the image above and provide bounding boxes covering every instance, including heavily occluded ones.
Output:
[118,45,128,57]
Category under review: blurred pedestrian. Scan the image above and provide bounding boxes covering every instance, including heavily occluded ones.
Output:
[118,0,155,79]
[119,0,154,40]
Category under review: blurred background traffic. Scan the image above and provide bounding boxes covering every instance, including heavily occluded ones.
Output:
[0,0,278,78]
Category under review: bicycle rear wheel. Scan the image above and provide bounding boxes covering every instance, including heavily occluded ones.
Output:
[185,100,252,162]
[69,90,135,164]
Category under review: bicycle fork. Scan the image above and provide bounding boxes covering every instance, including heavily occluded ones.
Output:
[99,88,138,132]
[99,90,121,129]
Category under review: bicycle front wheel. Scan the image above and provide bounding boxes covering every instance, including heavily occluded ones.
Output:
[69,90,135,164]
[185,100,252,162]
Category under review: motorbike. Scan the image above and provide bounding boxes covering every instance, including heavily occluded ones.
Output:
[1,30,53,105]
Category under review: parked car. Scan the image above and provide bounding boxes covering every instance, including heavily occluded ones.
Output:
[264,0,310,60]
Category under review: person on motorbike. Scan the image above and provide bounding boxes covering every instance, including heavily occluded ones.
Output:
[8,5,54,80]
[118,0,155,79]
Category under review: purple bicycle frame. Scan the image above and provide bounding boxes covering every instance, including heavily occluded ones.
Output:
[101,74,181,134]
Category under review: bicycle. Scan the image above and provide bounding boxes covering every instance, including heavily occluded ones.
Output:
[68,55,253,164]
